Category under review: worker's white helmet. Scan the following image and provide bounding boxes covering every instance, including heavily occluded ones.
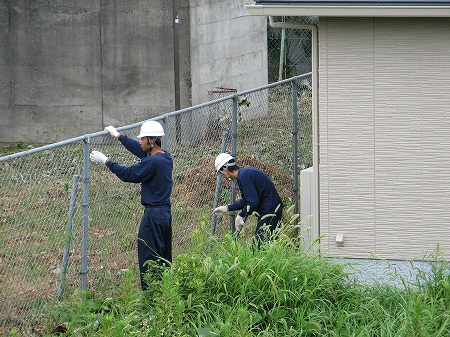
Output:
[215,153,235,172]
[137,121,165,138]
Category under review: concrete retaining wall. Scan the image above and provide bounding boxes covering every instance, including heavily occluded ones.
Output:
[0,0,266,144]
[190,0,267,105]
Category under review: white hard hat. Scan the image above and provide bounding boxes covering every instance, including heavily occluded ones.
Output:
[215,153,235,172]
[137,121,165,138]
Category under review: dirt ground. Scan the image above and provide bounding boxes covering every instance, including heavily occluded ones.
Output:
[172,154,293,207]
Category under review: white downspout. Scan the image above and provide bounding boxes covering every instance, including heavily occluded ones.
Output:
[269,16,320,245]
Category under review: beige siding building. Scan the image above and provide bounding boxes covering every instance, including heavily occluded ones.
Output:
[247,1,450,260]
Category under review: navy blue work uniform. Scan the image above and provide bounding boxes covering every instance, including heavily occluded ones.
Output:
[106,135,173,290]
[227,167,283,241]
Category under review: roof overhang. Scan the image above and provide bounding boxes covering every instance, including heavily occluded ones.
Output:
[245,4,450,17]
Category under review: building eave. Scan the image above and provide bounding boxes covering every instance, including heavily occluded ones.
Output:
[245,4,450,17]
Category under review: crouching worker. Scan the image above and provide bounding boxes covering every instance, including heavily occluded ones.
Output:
[90,121,173,290]
[212,153,283,244]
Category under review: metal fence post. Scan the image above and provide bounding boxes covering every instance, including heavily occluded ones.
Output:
[229,96,239,232]
[292,79,299,233]
[162,115,169,150]
[231,96,238,159]
[211,130,230,236]
[81,137,91,294]
[58,174,81,298]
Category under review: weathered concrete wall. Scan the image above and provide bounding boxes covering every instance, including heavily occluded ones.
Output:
[0,0,265,144]
[183,0,267,145]
[190,0,267,105]
[1,1,101,143]
[0,0,191,144]
[101,1,191,127]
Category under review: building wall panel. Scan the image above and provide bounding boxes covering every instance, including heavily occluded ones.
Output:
[319,17,450,260]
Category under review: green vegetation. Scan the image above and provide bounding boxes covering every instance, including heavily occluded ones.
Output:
[48,215,450,337]
[0,143,30,156]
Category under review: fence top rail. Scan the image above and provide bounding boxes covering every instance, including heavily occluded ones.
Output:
[0,73,311,163]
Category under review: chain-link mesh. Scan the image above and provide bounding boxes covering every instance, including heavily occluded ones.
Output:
[0,143,86,334]
[0,75,312,335]
[268,16,317,83]
[212,80,313,241]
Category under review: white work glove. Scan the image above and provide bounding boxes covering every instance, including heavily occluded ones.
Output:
[235,215,245,232]
[90,150,108,164]
[105,125,120,138]
[212,205,228,216]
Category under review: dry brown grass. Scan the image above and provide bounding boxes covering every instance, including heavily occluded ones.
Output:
[172,153,293,207]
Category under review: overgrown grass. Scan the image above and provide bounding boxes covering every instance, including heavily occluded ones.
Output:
[0,142,31,156]
[47,216,450,337]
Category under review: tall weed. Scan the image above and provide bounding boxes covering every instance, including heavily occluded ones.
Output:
[54,221,450,336]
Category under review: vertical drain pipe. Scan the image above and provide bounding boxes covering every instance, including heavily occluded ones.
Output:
[268,17,320,243]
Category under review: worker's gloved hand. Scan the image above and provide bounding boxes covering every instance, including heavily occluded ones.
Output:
[235,215,245,232]
[90,150,108,164]
[212,205,228,216]
[105,125,120,138]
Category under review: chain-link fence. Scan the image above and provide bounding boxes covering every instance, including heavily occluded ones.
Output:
[268,16,317,83]
[0,73,312,335]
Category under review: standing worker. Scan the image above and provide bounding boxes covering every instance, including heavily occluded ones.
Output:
[212,153,283,243]
[90,121,173,290]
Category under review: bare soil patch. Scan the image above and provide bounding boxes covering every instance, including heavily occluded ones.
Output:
[173,153,293,207]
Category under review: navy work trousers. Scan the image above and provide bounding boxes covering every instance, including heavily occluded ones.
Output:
[138,206,172,290]
[254,205,283,243]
